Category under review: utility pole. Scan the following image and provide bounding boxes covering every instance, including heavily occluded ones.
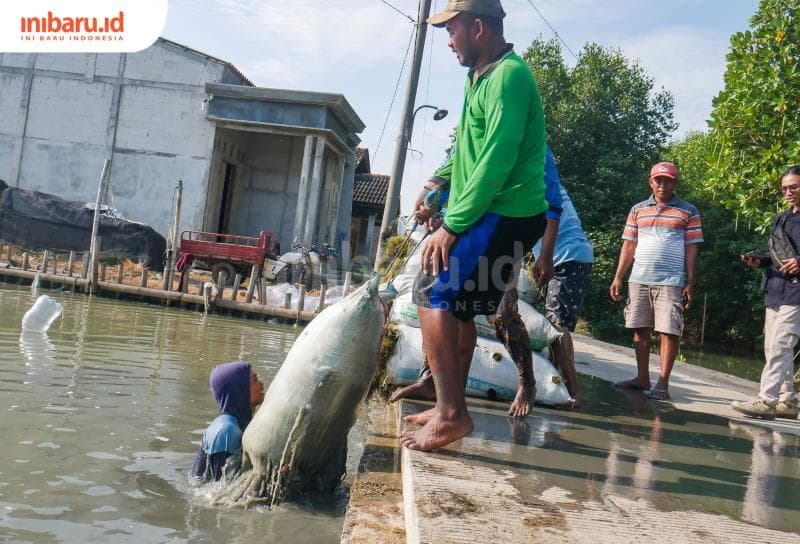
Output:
[374,0,432,270]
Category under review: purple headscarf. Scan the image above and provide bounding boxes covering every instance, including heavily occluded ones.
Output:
[209,361,252,429]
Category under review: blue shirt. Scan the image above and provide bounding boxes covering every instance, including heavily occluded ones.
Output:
[534,186,594,266]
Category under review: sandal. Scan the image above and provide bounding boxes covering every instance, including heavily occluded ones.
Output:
[613,379,650,391]
[646,387,671,401]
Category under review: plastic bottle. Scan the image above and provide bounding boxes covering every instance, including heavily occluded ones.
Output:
[21,295,64,332]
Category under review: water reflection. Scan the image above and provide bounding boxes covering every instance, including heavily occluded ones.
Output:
[431,373,800,533]
[19,331,57,365]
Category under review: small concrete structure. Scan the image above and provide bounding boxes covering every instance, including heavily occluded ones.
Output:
[0,39,365,268]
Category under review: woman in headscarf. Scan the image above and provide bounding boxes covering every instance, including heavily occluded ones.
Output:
[191,361,265,483]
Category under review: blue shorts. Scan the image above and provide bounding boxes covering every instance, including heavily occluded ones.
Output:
[412,213,546,322]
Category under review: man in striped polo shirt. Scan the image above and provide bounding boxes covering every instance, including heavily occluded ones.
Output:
[609,161,703,401]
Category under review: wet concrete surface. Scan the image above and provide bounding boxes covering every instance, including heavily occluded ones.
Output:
[454,374,800,533]
[399,372,800,541]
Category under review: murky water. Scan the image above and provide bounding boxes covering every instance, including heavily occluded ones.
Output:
[458,374,800,533]
[0,284,361,543]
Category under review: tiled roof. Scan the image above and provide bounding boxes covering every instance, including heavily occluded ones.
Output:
[353,173,389,207]
[355,147,370,173]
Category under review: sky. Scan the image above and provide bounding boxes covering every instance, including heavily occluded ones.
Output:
[162,0,760,214]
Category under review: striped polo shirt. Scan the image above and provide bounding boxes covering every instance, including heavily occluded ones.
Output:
[622,194,703,287]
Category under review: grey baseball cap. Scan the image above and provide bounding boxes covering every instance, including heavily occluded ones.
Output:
[427,0,506,27]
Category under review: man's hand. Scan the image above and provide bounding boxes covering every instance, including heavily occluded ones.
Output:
[532,254,553,288]
[779,258,800,276]
[609,277,624,302]
[682,283,695,310]
[421,227,456,276]
[741,254,761,269]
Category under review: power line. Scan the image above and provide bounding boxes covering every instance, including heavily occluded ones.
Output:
[375,0,416,23]
[373,27,416,163]
[524,0,578,61]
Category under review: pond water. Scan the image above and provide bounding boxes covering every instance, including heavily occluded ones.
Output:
[0,284,361,543]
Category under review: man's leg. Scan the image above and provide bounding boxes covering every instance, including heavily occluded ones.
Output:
[491,284,536,417]
[648,333,678,400]
[389,358,436,403]
[632,328,653,387]
[647,285,685,400]
[543,262,591,406]
[549,326,582,405]
[614,283,653,391]
[405,319,476,425]
[399,307,474,451]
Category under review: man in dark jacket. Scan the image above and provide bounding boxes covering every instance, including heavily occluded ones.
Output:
[733,166,800,420]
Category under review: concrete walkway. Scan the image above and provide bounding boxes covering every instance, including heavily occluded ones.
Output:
[571,334,800,437]
[343,334,800,543]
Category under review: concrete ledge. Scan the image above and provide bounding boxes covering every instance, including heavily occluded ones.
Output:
[341,400,405,544]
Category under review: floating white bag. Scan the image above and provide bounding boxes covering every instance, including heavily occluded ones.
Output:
[386,323,572,406]
[22,295,63,332]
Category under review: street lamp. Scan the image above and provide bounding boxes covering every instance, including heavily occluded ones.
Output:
[374,104,448,268]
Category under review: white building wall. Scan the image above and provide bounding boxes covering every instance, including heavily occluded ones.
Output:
[0,73,25,182]
[227,132,304,248]
[0,41,228,237]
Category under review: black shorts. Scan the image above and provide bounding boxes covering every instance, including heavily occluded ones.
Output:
[543,261,592,331]
[412,212,546,322]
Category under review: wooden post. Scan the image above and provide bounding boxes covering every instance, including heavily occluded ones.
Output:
[88,160,111,289]
[140,262,148,287]
[67,251,75,278]
[230,273,242,301]
[297,285,306,315]
[41,250,49,272]
[700,292,708,352]
[162,261,172,291]
[343,271,352,295]
[22,252,29,270]
[181,268,191,294]
[99,262,107,282]
[89,237,102,293]
[51,254,58,275]
[245,265,259,304]
[317,285,327,312]
[216,269,227,294]
[81,252,89,280]
[284,291,292,309]
[116,263,124,284]
[5,243,12,262]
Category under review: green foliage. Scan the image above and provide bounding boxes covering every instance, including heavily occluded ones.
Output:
[522,38,676,341]
[707,0,800,230]
[665,133,764,347]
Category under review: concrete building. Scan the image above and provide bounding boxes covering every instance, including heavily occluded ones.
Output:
[0,38,364,267]
[350,147,387,266]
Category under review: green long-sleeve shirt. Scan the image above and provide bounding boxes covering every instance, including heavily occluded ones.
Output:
[437,49,547,234]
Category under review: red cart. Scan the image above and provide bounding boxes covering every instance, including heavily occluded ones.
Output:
[180,230,274,284]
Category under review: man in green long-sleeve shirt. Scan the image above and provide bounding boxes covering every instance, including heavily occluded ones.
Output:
[399,0,558,452]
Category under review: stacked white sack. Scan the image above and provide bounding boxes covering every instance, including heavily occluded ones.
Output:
[386,323,572,406]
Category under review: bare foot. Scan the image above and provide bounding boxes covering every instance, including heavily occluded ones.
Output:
[403,406,437,425]
[399,413,474,451]
[389,379,436,403]
[508,381,534,417]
